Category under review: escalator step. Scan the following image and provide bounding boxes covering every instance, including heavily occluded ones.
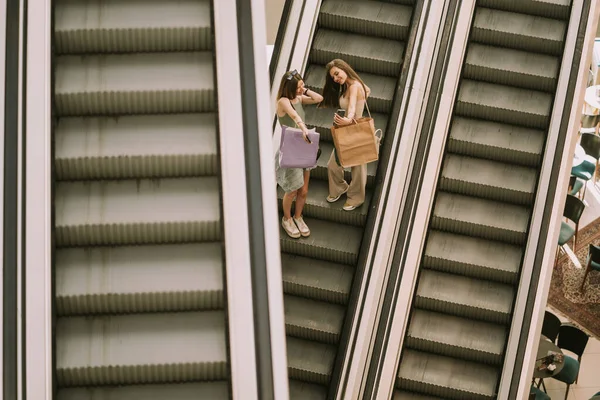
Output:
[318,0,412,41]
[56,311,227,387]
[279,217,362,265]
[440,153,537,206]
[477,0,571,20]
[55,52,214,116]
[304,106,388,143]
[56,243,223,316]
[415,270,514,325]
[464,43,559,92]
[447,117,545,167]
[406,309,507,365]
[287,337,337,386]
[57,382,229,400]
[305,64,396,113]
[431,192,529,245]
[277,179,371,227]
[471,8,566,56]
[456,79,552,129]
[284,294,345,344]
[55,177,221,246]
[393,391,443,400]
[312,141,378,188]
[311,29,404,76]
[281,253,353,305]
[397,349,498,400]
[55,114,218,180]
[54,0,212,54]
[289,380,327,400]
[424,230,521,284]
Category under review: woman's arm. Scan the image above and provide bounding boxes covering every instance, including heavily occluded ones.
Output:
[300,88,323,105]
[333,84,359,126]
[279,97,311,142]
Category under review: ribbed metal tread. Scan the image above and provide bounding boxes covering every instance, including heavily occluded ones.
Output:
[313,142,378,188]
[55,114,218,180]
[311,29,404,77]
[464,43,559,92]
[285,294,345,344]
[431,192,529,245]
[305,64,396,113]
[397,349,499,400]
[280,217,362,265]
[57,382,229,400]
[393,391,443,400]
[318,0,412,41]
[440,153,537,206]
[424,230,521,284]
[56,311,227,387]
[406,309,507,365]
[447,117,545,167]
[289,380,327,400]
[56,243,223,316]
[55,52,214,116]
[477,0,571,21]
[55,177,220,247]
[55,0,212,54]
[304,106,388,143]
[456,79,552,129]
[471,8,566,56]
[287,337,337,385]
[415,270,513,325]
[277,179,370,227]
[281,254,353,305]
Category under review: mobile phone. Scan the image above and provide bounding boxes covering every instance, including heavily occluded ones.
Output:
[336,109,346,118]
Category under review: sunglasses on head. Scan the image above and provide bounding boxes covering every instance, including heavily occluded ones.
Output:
[286,69,299,80]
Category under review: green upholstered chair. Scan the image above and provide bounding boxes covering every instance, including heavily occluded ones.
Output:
[581,244,600,291]
[530,385,551,400]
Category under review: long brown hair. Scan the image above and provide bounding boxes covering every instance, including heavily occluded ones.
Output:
[319,59,367,108]
[277,70,303,100]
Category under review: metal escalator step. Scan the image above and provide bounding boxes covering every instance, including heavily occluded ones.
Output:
[284,294,345,344]
[289,380,327,400]
[406,309,507,365]
[313,142,377,188]
[311,29,404,76]
[287,336,337,385]
[456,79,552,129]
[440,153,537,206]
[424,231,521,284]
[57,382,229,400]
[415,270,513,324]
[464,43,559,92]
[304,105,388,143]
[281,254,353,305]
[55,177,220,247]
[431,192,529,245]
[447,117,545,167]
[471,8,566,56]
[277,179,370,227]
[477,0,571,21]
[56,311,227,387]
[318,0,412,41]
[56,243,223,316]
[56,114,218,180]
[55,0,211,54]
[280,217,362,265]
[305,64,396,113]
[393,391,442,400]
[55,52,214,116]
[397,349,499,400]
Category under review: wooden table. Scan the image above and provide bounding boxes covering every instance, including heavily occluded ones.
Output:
[533,337,565,379]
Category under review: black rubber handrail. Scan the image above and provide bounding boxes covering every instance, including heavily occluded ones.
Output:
[269,0,294,86]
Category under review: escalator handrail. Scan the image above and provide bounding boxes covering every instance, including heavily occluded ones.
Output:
[268,0,294,85]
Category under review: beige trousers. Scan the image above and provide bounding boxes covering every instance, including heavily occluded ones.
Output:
[327,149,367,206]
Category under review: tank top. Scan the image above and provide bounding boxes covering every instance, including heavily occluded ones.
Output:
[277,98,305,128]
[339,86,366,118]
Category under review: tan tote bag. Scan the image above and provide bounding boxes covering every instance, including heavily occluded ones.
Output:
[330,100,382,168]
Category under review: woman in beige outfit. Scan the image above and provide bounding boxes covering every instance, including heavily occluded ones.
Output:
[319,59,370,211]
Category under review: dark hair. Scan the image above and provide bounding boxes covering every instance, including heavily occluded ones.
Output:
[277,70,303,100]
[319,59,367,109]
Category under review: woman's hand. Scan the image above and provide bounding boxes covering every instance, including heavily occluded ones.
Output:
[334,114,353,126]
[301,129,312,144]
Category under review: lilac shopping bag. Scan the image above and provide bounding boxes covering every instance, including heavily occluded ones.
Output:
[279,126,320,168]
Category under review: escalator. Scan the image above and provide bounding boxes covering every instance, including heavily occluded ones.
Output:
[53,0,230,398]
[276,0,417,397]
[394,1,572,399]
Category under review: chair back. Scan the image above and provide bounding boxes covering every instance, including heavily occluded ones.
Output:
[557,323,589,359]
[542,311,561,343]
[580,133,600,159]
[589,244,600,264]
[581,114,600,129]
[564,194,585,224]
